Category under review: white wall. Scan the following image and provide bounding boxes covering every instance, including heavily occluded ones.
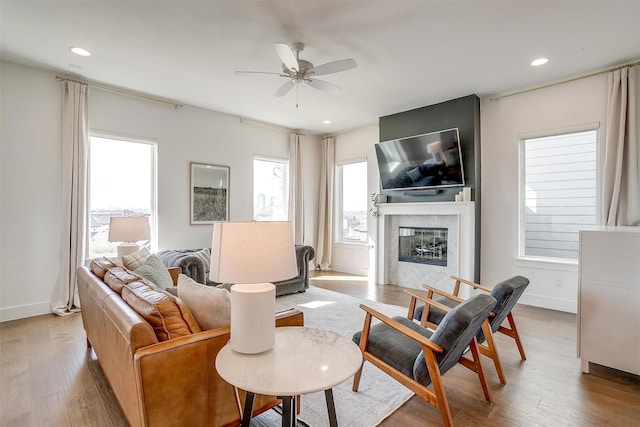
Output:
[332,124,379,278]
[480,75,609,313]
[0,60,320,321]
[1,62,63,320]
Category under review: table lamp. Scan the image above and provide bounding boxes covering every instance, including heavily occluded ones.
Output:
[209,221,297,354]
[108,216,151,258]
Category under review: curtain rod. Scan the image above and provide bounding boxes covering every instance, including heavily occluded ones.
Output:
[238,116,298,134]
[55,75,184,109]
[326,122,379,138]
[490,59,640,102]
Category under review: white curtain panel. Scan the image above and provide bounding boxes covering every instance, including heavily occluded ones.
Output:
[289,133,305,244]
[316,137,335,270]
[602,65,640,226]
[51,81,89,315]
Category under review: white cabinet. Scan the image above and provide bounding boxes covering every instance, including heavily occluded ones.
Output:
[578,227,640,375]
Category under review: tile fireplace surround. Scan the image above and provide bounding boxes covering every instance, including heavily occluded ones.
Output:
[376,201,475,298]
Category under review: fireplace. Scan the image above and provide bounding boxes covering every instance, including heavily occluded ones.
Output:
[398,226,448,266]
[376,201,475,296]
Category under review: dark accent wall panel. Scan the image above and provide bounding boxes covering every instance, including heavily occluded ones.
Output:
[378,94,481,281]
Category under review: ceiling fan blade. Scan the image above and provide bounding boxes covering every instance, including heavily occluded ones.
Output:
[274,43,299,72]
[305,78,341,95]
[274,80,295,97]
[234,70,284,76]
[310,59,357,76]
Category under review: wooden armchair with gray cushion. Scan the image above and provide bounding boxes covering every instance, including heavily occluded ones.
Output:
[352,293,497,427]
[412,275,530,385]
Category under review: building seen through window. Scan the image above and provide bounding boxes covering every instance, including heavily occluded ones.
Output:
[253,157,289,221]
[521,130,596,261]
[339,161,368,243]
[88,135,155,258]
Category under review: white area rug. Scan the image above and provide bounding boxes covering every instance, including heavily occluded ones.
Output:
[250,286,414,426]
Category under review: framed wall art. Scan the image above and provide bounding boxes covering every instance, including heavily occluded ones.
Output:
[190,162,230,224]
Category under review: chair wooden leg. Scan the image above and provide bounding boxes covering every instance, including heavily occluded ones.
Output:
[423,348,454,427]
[353,311,372,392]
[499,313,527,360]
[352,361,365,392]
[480,321,506,384]
[507,313,526,360]
[467,339,492,403]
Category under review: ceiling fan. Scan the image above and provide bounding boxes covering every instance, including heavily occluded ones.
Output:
[235,42,357,106]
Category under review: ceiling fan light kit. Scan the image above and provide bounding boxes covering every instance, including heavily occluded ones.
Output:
[236,42,357,106]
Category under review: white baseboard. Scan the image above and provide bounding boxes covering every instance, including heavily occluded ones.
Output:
[0,301,52,322]
[518,293,577,314]
[327,264,369,277]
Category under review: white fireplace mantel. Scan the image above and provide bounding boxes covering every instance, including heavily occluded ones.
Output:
[376,202,475,296]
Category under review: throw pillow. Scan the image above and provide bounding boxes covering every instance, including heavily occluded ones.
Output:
[134,254,174,290]
[122,280,201,341]
[123,247,152,270]
[177,274,231,330]
[406,167,422,182]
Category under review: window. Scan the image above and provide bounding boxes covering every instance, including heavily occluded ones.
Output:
[338,161,368,243]
[253,157,289,221]
[88,134,156,259]
[520,129,597,261]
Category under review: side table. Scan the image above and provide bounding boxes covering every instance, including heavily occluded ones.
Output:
[215,326,363,427]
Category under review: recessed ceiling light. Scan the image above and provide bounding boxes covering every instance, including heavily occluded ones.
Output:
[530,57,549,67]
[70,47,91,57]
[322,120,332,124]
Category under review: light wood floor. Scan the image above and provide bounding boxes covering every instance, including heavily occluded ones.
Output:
[1,272,639,426]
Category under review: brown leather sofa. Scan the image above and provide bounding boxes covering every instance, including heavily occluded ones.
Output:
[77,259,304,427]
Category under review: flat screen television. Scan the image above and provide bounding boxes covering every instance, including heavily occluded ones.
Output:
[375,127,465,192]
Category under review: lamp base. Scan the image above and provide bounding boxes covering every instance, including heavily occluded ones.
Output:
[117,243,141,258]
[230,282,276,354]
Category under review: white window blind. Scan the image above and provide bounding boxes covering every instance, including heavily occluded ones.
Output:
[522,130,597,261]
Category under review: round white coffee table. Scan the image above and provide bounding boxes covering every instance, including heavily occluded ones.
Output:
[215,326,363,427]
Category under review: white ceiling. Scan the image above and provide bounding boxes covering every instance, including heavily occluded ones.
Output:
[2,1,640,135]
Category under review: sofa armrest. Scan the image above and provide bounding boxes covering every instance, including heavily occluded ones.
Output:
[167,267,181,286]
[157,250,207,284]
[134,328,241,427]
[294,245,316,289]
[275,308,304,327]
[133,308,303,427]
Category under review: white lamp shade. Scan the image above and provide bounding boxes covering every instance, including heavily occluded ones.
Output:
[209,221,297,284]
[108,216,151,242]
